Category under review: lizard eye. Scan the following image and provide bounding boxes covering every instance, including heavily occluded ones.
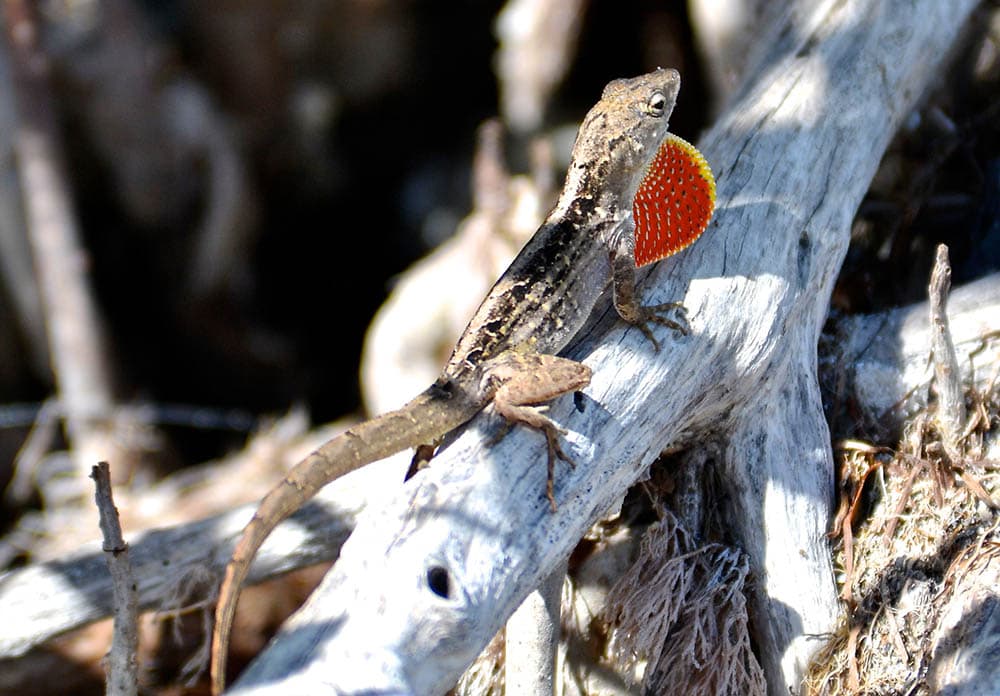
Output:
[647,91,667,117]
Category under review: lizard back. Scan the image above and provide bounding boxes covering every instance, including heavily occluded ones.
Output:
[445,68,685,379]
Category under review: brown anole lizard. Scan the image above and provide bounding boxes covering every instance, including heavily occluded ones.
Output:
[210,67,715,694]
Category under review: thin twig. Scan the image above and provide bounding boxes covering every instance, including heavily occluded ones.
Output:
[182,79,257,298]
[884,458,924,542]
[928,244,965,459]
[90,462,139,696]
[4,398,60,506]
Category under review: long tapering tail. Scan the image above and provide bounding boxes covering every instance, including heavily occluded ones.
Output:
[210,384,477,694]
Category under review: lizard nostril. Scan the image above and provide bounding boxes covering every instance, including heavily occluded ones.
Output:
[426,565,451,599]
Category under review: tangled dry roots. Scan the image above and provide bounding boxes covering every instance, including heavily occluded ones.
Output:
[604,511,766,696]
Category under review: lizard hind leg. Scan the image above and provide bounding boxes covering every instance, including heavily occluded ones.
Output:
[493,398,575,512]
[485,352,592,510]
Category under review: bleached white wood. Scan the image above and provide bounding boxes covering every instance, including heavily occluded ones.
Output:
[226,1,981,695]
[926,546,1000,694]
[504,563,564,696]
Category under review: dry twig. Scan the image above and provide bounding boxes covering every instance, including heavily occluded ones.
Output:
[90,462,139,696]
[929,244,966,460]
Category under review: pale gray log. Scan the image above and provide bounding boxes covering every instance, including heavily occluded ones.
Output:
[927,549,1000,695]
[227,1,981,695]
[1,272,994,669]
[504,563,565,696]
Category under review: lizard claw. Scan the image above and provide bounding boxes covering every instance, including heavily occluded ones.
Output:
[648,300,687,320]
[632,301,689,350]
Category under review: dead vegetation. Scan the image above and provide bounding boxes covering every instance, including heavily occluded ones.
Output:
[807,380,999,694]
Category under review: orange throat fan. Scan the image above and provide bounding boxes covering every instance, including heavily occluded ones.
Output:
[632,134,716,267]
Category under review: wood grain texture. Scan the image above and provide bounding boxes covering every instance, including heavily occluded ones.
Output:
[2,273,994,675]
[829,272,1000,438]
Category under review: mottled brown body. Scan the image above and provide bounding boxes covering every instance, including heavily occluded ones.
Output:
[212,68,694,694]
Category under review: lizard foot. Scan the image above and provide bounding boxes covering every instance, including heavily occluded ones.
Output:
[493,401,576,511]
[632,301,689,350]
[487,351,591,510]
[539,419,576,511]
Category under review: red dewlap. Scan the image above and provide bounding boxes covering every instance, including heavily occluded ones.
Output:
[632,133,716,268]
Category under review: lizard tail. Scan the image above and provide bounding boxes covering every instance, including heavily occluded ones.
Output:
[210,384,475,694]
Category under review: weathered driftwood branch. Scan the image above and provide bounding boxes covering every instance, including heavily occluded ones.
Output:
[223,1,979,694]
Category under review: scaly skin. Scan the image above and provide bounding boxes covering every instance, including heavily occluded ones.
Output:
[211,67,715,694]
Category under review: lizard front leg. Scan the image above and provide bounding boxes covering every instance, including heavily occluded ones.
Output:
[611,130,717,348]
[482,351,592,510]
[610,224,688,351]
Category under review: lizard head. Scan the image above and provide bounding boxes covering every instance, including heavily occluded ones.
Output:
[557,68,682,220]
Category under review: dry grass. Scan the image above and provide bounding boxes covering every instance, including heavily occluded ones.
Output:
[806,385,999,695]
